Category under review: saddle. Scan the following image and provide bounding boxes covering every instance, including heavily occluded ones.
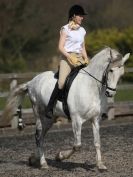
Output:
[54,64,86,119]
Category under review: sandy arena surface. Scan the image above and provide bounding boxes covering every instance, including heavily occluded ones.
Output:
[0,120,133,177]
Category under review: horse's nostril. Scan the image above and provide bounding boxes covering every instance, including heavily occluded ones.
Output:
[105,91,109,96]
[105,90,113,97]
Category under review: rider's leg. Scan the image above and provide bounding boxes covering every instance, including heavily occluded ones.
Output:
[58,58,73,89]
[45,58,73,119]
[45,82,60,119]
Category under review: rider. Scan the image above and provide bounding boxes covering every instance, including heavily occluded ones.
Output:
[45,4,90,119]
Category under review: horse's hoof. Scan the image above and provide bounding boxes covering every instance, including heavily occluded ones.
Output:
[73,145,82,151]
[97,162,107,171]
[55,152,63,161]
[40,163,49,169]
[29,153,40,167]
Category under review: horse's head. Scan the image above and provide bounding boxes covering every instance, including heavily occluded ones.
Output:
[105,52,130,97]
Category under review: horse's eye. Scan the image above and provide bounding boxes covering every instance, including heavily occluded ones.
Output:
[110,69,113,72]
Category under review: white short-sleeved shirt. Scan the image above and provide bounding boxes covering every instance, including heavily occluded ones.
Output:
[61,24,86,54]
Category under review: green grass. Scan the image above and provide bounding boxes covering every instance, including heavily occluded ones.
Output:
[115,89,133,102]
[0,89,132,111]
[0,97,32,111]
[0,98,6,110]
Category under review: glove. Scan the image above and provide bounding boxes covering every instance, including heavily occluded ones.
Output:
[67,53,90,66]
[84,58,90,65]
[67,54,79,66]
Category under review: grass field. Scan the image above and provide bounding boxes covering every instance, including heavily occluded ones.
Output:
[0,89,132,111]
[115,89,133,102]
[0,97,32,111]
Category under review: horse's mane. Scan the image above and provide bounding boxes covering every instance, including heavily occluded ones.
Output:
[91,46,122,64]
[85,46,122,81]
[90,47,110,64]
[90,46,110,57]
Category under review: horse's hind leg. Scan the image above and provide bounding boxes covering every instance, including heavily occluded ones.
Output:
[56,116,82,161]
[92,117,107,170]
[29,105,54,169]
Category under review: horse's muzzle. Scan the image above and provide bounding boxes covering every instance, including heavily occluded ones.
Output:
[105,90,113,97]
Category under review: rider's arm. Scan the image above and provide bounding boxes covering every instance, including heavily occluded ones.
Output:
[58,30,78,65]
[81,42,90,63]
[58,30,71,59]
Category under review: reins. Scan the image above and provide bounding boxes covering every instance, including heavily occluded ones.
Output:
[81,65,115,91]
[81,67,104,85]
[80,57,112,87]
[80,50,119,91]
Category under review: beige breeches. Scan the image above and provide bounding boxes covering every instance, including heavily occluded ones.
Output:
[58,53,84,89]
[58,58,73,89]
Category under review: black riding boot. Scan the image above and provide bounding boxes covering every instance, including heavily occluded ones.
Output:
[45,82,60,119]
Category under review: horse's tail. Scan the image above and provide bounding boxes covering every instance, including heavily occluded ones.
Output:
[1,83,28,126]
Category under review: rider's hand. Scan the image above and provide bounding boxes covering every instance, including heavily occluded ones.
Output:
[84,58,90,65]
[67,54,79,66]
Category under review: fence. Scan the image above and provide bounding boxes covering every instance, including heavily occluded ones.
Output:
[0,68,133,129]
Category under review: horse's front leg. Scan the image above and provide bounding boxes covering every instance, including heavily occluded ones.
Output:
[92,117,107,170]
[56,116,82,161]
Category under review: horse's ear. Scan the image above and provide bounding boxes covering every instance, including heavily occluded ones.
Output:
[122,53,130,65]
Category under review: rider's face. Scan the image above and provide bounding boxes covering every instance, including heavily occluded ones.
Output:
[73,15,84,25]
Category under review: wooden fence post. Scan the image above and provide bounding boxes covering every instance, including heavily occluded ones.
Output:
[10,79,18,129]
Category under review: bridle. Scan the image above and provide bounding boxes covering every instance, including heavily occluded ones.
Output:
[81,50,122,93]
[81,64,116,92]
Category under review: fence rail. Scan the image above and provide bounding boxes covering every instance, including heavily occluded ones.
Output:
[0,67,132,80]
[0,101,133,129]
[0,72,40,80]
[0,69,132,129]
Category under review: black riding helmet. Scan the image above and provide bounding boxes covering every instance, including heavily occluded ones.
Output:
[68,5,87,21]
